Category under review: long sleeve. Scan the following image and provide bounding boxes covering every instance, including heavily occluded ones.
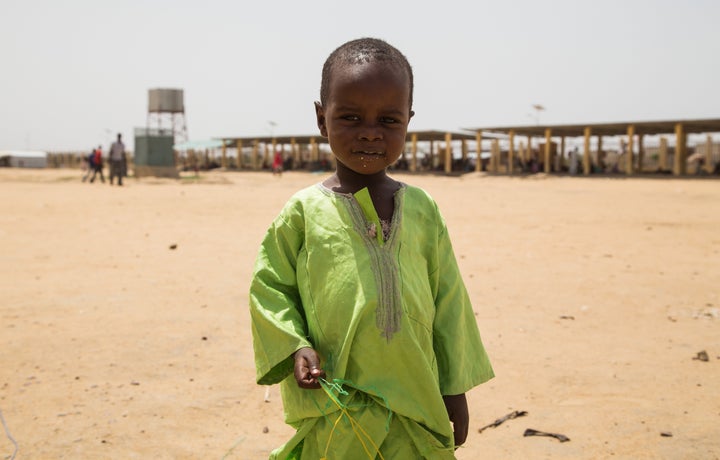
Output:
[430,216,494,395]
[249,211,312,385]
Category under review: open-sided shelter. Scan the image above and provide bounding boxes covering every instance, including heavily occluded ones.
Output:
[465,118,720,176]
[217,130,480,173]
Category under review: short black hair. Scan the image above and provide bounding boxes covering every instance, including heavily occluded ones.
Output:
[320,37,414,110]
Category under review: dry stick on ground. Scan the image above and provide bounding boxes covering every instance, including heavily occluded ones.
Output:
[0,407,19,460]
[478,410,528,433]
[523,428,571,442]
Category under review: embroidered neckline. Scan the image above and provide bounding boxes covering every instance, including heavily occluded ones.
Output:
[316,183,405,340]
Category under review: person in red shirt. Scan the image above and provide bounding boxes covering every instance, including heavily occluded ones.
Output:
[272,150,283,176]
[89,145,105,183]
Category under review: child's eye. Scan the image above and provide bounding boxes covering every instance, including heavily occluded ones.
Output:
[341,115,360,121]
[380,117,399,124]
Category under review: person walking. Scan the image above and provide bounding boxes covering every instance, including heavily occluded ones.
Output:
[109,133,126,186]
[89,145,105,183]
[81,147,95,182]
[272,150,284,176]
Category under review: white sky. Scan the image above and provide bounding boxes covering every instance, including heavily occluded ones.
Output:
[2,0,719,151]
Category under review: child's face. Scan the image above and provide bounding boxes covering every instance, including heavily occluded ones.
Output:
[315,61,413,176]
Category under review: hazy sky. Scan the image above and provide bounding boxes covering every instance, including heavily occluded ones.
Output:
[2,0,719,151]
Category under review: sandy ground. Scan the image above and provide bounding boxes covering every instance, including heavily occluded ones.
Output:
[0,167,718,460]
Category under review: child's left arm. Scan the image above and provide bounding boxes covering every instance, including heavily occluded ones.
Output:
[442,393,469,446]
[431,222,493,395]
[429,213,493,443]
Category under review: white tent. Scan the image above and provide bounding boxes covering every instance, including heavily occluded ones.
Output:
[0,150,48,168]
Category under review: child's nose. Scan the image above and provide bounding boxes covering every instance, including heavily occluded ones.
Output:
[358,122,383,141]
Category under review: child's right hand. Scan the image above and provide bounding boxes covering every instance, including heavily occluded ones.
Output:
[293,347,326,389]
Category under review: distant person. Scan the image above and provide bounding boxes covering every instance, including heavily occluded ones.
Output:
[109,133,126,186]
[272,150,283,176]
[81,147,95,182]
[569,146,579,175]
[530,153,540,173]
[89,146,105,183]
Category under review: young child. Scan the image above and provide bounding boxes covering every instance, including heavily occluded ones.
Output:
[249,37,493,459]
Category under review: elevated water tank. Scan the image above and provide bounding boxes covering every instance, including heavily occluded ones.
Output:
[148,88,184,113]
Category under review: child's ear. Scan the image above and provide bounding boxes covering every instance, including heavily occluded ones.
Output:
[409,110,415,120]
[314,101,328,137]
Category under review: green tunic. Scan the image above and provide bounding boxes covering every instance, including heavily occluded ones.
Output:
[250,183,493,459]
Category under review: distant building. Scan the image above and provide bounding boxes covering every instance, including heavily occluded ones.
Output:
[0,150,48,168]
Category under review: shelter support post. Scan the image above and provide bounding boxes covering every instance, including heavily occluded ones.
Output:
[221,142,227,168]
[252,140,259,170]
[583,127,592,175]
[444,132,452,174]
[236,140,243,169]
[559,136,566,171]
[310,137,318,163]
[637,134,645,173]
[626,125,635,175]
[659,137,668,171]
[544,128,552,173]
[673,123,686,175]
[508,130,515,174]
[527,135,532,170]
[270,139,277,167]
[263,143,270,169]
[429,140,435,170]
[475,131,482,172]
[491,139,500,172]
[411,133,418,172]
[597,136,603,172]
[705,134,714,173]
[290,138,298,169]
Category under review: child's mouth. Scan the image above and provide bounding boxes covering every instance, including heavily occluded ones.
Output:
[353,150,384,156]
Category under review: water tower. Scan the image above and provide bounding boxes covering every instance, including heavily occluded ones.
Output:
[132,88,185,178]
[147,88,188,144]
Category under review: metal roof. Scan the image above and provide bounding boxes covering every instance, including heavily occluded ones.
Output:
[217,134,323,145]
[173,139,224,150]
[217,130,477,145]
[215,120,720,146]
[0,150,48,158]
[405,130,477,141]
[464,118,720,137]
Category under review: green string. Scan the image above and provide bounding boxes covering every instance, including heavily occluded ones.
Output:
[314,378,393,433]
[317,378,388,460]
[320,379,392,431]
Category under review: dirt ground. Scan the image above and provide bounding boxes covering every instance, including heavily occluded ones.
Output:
[0,168,718,460]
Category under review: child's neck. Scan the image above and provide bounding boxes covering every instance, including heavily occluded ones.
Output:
[325,166,400,222]
[325,166,393,194]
